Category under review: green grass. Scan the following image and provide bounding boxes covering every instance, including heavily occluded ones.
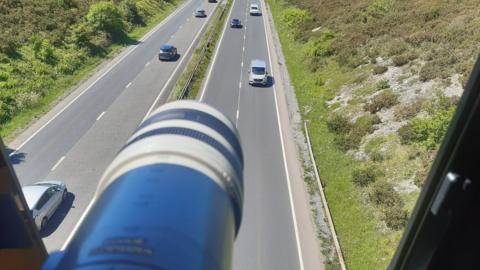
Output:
[169,0,232,101]
[1,1,181,142]
[267,0,399,268]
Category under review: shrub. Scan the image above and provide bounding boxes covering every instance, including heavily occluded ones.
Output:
[394,99,425,120]
[86,2,126,39]
[373,65,388,75]
[334,134,360,152]
[281,7,312,30]
[370,181,402,207]
[327,113,352,135]
[382,205,409,230]
[0,94,18,123]
[392,55,408,66]
[352,165,380,187]
[120,0,144,26]
[375,79,390,90]
[364,90,399,113]
[355,114,381,134]
[281,7,312,41]
[370,150,386,162]
[31,38,57,65]
[398,123,415,144]
[399,107,455,149]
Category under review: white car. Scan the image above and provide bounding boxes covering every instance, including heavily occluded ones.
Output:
[194,8,207,17]
[22,181,67,231]
[249,4,261,15]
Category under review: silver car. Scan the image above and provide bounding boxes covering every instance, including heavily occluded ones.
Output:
[22,181,67,231]
[194,8,207,17]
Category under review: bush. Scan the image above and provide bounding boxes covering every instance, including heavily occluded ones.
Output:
[86,2,126,39]
[392,55,408,66]
[281,7,312,41]
[327,113,352,135]
[120,0,144,26]
[370,181,402,207]
[398,123,415,144]
[0,94,18,123]
[375,79,390,90]
[281,7,312,30]
[352,165,380,187]
[355,114,381,133]
[394,99,425,120]
[382,205,409,230]
[373,65,388,75]
[364,90,399,113]
[334,132,365,151]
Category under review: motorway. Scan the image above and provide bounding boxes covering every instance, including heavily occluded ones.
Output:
[8,0,324,268]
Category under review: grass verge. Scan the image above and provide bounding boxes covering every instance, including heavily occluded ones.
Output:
[168,0,232,100]
[2,1,181,142]
[266,0,400,268]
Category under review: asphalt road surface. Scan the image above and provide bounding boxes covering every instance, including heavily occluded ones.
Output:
[9,0,219,251]
[200,0,323,269]
[8,0,324,268]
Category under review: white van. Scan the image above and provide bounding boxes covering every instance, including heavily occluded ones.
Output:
[248,59,268,86]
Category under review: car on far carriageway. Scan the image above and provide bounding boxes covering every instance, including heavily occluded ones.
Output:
[194,8,207,17]
[158,44,178,61]
[230,18,242,28]
[22,180,68,231]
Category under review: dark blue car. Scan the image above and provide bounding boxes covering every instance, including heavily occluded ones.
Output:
[158,44,178,61]
[230,18,242,28]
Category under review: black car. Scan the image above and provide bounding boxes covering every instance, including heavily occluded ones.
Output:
[230,18,242,28]
[158,44,178,61]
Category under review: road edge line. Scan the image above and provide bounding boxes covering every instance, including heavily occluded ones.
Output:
[260,0,305,269]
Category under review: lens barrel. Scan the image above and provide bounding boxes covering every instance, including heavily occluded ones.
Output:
[48,101,243,270]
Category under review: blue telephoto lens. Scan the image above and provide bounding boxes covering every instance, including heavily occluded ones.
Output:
[46,101,243,270]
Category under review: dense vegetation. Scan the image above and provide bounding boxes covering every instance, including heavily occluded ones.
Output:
[267,0,478,268]
[0,0,177,137]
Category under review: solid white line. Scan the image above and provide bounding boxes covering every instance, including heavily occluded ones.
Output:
[239,81,242,88]
[198,0,236,101]
[260,0,305,269]
[96,111,106,121]
[241,61,243,67]
[51,156,65,171]
[126,82,132,88]
[236,109,239,120]
[143,3,219,121]
[145,61,150,67]
[8,0,195,157]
